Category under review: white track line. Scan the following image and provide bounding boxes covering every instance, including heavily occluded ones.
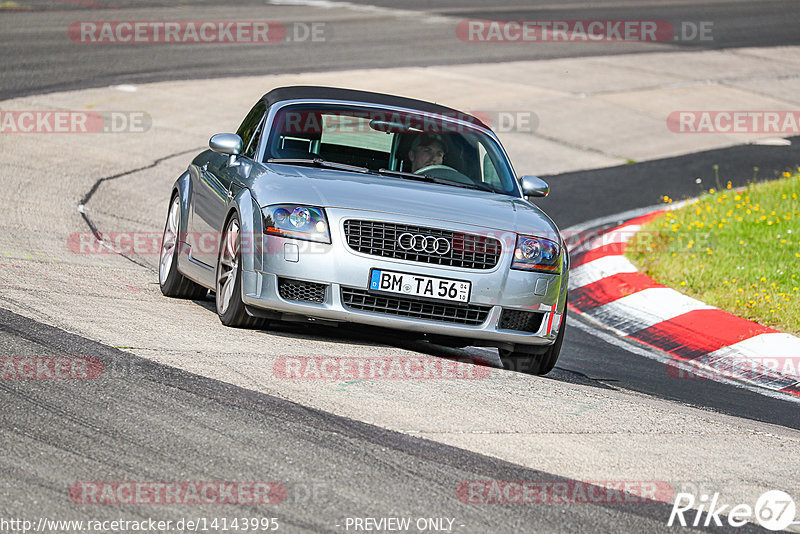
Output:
[583,287,715,336]
[568,315,800,404]
[569,255,638,289]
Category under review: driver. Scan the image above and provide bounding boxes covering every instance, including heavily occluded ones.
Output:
[408,133,446,173]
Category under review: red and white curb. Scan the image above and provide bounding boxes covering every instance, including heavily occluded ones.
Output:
[564,209,800,398]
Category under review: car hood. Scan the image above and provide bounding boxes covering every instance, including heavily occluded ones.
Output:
[249,164,561,239]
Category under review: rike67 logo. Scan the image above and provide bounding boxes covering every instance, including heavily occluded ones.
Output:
[669,490,796,530]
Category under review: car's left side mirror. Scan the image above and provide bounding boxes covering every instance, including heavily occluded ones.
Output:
[209,133,243,166]
[520,175,550,198]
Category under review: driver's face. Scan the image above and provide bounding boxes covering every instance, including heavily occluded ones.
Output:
[409,143,445,172]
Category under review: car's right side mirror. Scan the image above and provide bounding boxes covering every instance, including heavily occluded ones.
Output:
[520,175,550,198]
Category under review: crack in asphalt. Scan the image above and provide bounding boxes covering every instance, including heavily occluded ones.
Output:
[77,147,203,271]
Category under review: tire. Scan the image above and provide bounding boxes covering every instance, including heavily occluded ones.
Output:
[500,305,567,376]
[159,194,208,299]
[215,213,264,328]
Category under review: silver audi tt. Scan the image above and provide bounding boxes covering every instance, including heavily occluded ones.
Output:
[159,86,569,374]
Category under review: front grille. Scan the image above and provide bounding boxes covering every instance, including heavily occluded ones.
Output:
[499,309,545,333]
[343,220,501,269]
[278,278,327,303]
[341,287,491,326]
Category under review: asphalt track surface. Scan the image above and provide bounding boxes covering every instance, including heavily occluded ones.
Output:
[2,1,800,532]
[2,307,721,533]
[1,0,799,99]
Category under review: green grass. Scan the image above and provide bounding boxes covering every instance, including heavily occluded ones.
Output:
[626,172,800,335]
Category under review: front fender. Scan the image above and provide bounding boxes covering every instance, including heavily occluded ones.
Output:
[172,169,193,235]
[172,169,193,275]
[228,187,264,273]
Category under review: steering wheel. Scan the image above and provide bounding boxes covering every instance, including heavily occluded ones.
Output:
[414,164,472,183]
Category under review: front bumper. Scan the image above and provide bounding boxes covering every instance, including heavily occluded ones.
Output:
[241,208,567,348]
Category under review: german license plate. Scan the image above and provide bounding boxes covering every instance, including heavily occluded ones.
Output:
[368,269,471,303]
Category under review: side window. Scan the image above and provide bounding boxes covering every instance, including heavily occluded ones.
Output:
[244,114,266,159]
[237,102,266,159]
[478,143,501,188]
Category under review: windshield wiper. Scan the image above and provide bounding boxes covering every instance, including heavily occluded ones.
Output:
[375,168,495,192]
[267,158,370,174]
[375,168,433,182]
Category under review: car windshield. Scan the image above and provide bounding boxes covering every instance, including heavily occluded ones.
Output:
[263,103,519,195]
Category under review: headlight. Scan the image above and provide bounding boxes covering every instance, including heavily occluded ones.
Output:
[511,235,560,273]
[262,204,331,243]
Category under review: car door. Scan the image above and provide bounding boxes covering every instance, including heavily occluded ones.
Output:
[189,153,237,268]
[188,102,266,268]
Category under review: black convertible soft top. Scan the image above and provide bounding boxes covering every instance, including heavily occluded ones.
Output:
[260,86,488,129]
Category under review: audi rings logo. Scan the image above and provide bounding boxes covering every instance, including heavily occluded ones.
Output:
[397,233,451,255]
